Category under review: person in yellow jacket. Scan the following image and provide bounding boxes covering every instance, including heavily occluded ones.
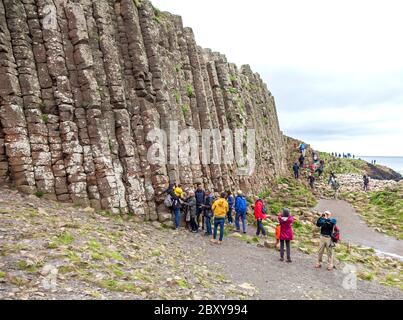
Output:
[211,192,229,244]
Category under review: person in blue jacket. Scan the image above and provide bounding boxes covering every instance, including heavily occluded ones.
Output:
[226,191,234,225]
[299,142,306,157]
[234,190,248,234]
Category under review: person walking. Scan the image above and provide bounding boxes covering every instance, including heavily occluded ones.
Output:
[254,197,267,237]
[293,162,300,179]
[278,208,294,263]
[211,193,229,245]
[363,175,370,192]
[328,172,340,199]
[315,211,337,271]
[298,154,305,168]
[195,184,206,230]
[315,160,325,177]
[299,142,306,157]
[234,190,248,234]
[308,172,315,189]
[226,191,234,225]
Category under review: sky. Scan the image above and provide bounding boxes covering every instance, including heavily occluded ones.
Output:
[152,0,403,156]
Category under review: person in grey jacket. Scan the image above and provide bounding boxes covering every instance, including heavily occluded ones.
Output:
[185,191,198,233]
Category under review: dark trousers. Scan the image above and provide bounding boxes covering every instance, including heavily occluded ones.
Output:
[214,217,225,241]
[190,215,198,232]
[256,220,266,236]
[294,171,299,179]
[205,216,212,235]
[227,207,233,223]
[196,207,204,229]
[280,240,291,260]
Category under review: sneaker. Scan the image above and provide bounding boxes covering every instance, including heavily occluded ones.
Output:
[279,258,284,262]
[315,263,322,269]
[287,259,292,263]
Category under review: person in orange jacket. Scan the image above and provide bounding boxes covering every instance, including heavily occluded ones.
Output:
[275,224,281,250]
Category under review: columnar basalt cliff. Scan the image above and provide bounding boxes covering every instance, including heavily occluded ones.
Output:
[0,0,287,221]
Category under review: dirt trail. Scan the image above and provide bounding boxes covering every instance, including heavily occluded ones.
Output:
[315,199,403,259]
[205,234,402,300]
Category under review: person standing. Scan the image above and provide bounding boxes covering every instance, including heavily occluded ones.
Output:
[211,193,229,245]
[226,191,234,225]
[254,198,267,237]
[202,190,214,236]
[195,184,206,230]
[293,162,300,179]
[234,190,248,234]
[278,208,294,263]
[185,191,198,233]
[172,194,182,230]
[315,211,337,271]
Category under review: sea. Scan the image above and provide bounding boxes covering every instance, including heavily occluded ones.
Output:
[358,156,403,175]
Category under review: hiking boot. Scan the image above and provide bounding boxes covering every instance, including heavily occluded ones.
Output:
[279,258,284,262]
[287,259,292,263]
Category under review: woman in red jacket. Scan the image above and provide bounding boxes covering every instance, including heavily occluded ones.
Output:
[254,198,267,237]
[278,208,294,263]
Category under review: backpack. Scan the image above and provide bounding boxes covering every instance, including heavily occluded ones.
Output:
[164,194,173,208]
[236,196,247,213]
[331,225,340,243]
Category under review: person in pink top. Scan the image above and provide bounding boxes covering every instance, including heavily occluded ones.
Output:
[278,208,294,263]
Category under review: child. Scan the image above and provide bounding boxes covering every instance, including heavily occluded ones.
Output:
[275,224,281,251]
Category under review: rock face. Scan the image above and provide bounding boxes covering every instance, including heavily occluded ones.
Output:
[0,0,287,220]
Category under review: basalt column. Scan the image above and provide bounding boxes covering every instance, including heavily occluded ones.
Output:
[0,0,288,218]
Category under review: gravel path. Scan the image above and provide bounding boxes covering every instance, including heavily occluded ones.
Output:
[205,234,403,300]
[315,199,403,259]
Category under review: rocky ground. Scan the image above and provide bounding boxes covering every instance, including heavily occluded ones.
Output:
[0,185,253,300]
[1,182,402,300]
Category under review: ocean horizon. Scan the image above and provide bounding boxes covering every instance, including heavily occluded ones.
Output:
[358,156,403,175]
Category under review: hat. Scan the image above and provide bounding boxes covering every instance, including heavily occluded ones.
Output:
[283,208,290,217]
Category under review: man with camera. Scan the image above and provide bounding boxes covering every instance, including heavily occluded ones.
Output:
[315,211,337,271]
